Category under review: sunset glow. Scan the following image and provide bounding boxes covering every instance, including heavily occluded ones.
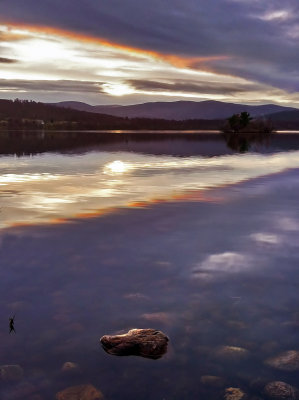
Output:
[1,3,299,399]
[0,19,298,106]
[1,149,299,228]
[102,83,134,97]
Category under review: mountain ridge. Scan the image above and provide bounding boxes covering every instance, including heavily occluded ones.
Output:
[51,100,297,121]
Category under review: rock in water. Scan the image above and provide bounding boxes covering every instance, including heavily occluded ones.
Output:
[100,328,169,359]
[264,381,297,400]
[56,384,103,400]
[214,346,249,361]
[224,387,247,400]
[0,365,24,381]
[61,361,80,373]
[265,350,299,371]
[200,375,226,387]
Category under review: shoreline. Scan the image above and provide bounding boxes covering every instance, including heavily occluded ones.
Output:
[0,128,299,134]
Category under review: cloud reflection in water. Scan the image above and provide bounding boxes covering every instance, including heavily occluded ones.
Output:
[1,150,299,228]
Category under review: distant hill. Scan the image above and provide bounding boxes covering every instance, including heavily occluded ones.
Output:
[52,101,121,114]
[268,109,299,130]
[0,99,126,129]
[1,99,299,131]
[269,109,299,121]
[0,99,222,130]
[53,100,296,120]
[0,99,122,122]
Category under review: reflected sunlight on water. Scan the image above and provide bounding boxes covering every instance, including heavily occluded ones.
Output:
[0,146,299,227]
[0,172,60,184]
[1,147,299,228]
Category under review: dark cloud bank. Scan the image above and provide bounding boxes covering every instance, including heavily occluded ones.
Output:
[127,79,263,96]
[0,78,266,99]
[0,79,104,93]
[0,57,17,63]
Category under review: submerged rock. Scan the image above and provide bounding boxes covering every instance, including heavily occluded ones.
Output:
[61,362,80,373]
[0,364,24,381]
[100,328,169,359]
[214,346,249,361]
[200,375,226,387]
[265,350,299,371]
[264,381,297,400]
[141,312,173,325]
[250,378,269,392]
[224,387,247,400]
[56,384,103,400]
[5,381,39,399]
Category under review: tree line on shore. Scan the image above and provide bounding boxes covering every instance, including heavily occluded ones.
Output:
[1,99,297,131]
[0,99,222,130]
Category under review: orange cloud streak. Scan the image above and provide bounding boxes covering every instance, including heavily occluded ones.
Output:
[1,22,229,69]
[0,31,30,41]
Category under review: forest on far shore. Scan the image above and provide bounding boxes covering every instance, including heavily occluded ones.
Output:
[0,99,223,130]
[0,99,299,131]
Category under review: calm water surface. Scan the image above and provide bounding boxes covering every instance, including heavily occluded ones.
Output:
[0,131,298,399]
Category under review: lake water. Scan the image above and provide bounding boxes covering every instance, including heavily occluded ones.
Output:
[0,131,299,399]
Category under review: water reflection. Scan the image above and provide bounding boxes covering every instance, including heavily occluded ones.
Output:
[0,167,298,399]
[104,160,132,174]
[222,132,271,153]
[1,130,299,157]
[1,131,299,228]
[0,173,59,184]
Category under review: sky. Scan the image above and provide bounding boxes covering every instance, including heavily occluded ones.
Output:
[0,0,298,106]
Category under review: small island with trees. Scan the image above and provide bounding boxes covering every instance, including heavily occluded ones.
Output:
[221,112,276,153]
[222,111,275,134]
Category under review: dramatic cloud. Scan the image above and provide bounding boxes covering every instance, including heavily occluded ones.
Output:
[0,0,298,105]
[127,79,264,96]
[0,79,104,93]
[0,57,17,63]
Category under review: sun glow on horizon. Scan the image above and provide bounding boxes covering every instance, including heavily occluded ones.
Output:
[9,38,74,62]
[0,23,298,105]
[102,83,134,97]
